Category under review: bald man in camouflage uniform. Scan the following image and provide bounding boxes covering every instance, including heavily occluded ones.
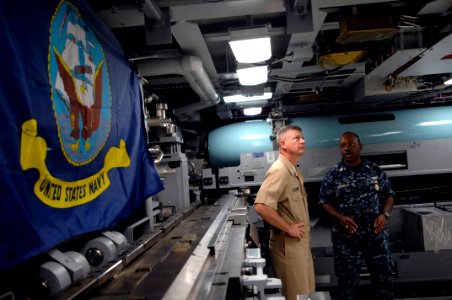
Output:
[319,132,395,300]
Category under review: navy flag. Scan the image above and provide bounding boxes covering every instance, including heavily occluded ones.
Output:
[0,0,164,269]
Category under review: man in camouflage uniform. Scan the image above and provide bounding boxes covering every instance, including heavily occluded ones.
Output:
[319,131,395,300]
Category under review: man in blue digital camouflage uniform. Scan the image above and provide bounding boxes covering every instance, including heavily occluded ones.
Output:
[319,131,395,300]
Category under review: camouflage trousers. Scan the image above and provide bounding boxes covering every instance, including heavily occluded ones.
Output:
[332,229,393,300]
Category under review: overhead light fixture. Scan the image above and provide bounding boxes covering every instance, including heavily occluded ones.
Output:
[237,65,268,86]
[243,107,262,116]
[229,27,271,63]
[223,88,272,103]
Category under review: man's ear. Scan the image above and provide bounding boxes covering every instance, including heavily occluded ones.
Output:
[279,140,286,149]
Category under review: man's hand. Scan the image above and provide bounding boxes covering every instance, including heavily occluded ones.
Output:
[322,204,358,234]
[339,216,358,234]
[286,222,306,239]
[373,214,387,234]
[255,203,306,239]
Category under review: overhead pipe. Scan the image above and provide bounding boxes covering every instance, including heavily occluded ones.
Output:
[136,55,219,118]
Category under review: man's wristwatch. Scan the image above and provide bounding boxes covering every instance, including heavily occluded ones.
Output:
[383,211,390,220]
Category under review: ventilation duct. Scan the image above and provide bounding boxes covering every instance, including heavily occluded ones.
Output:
[136,55,219,119]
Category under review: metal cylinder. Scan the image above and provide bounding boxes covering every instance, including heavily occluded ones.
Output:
[156,103,168,119]
[208,106,452,168]
[82,237,117,266]
[38,261,71,297]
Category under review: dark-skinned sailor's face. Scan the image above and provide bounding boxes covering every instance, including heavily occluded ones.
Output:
[339,133,362,166]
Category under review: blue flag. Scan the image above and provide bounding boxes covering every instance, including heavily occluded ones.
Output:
[0,0,164,269]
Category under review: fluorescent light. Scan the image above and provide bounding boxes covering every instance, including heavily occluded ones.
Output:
[229,27,271,63]
[237,65,268,86]
[243,107,262,116]
[445,78,452,85]
[223,91,272,103]
[229,38,271,63]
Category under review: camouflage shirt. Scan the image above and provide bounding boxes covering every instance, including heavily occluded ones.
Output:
[319,159,395,233]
